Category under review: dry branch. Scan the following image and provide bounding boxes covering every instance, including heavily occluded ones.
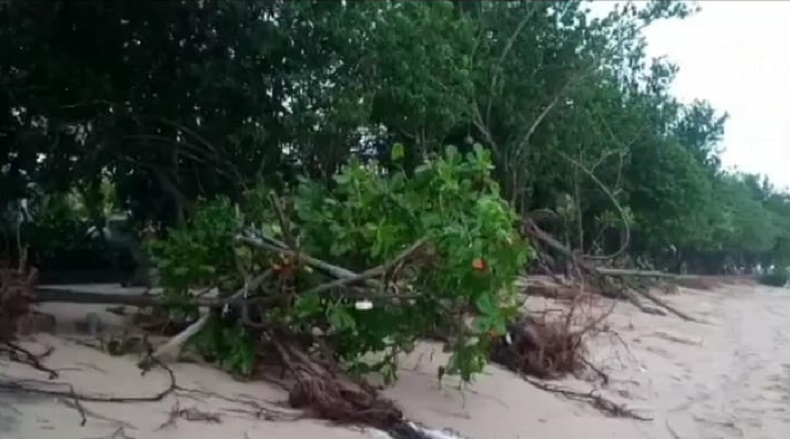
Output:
[141,270,274,366]
[522,218,697,321]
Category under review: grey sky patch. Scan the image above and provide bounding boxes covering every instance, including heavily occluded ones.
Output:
[592,1,790,189]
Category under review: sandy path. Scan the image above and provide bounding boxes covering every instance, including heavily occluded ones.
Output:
[2,283,790,439]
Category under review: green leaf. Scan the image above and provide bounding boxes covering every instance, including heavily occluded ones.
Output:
[295,292,322,318]
[391,143,405,162]
[474,292,499,317]
[471,316,492,333]
[328,306,356,331]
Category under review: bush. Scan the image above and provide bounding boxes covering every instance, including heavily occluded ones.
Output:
[152,144,531,382]
[16,193,113,272]
[757,269,788,287]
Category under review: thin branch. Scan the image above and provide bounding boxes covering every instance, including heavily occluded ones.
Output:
[556,151,631,261]
[303,237,428,296]
[485,2,542,126]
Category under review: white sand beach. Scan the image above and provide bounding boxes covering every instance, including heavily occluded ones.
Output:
[2,281,790,439]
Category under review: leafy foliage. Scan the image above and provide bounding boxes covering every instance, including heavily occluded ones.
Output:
[293,144,527,380]
[152,197,241,294]
[153,145,527,381]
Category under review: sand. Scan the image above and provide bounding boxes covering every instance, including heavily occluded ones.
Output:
[2,282,790,439]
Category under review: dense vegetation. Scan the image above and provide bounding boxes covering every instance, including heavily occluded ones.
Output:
[3,0,788,275]
[2,0,790,383]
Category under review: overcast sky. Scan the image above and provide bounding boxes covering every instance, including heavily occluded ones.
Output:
[594,1,790,190]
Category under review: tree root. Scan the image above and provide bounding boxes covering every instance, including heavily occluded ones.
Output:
[1,340,59,378]
[521,374,651,421]
[491,315,586,379]
[0,359,177,403]
[157,400,222,430]
[272,338,405,430]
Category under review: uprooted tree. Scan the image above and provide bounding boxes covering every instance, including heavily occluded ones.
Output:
[138,143,628,425]
[152,145,527,381]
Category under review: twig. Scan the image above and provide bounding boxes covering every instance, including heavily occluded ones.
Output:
[60,398,136,430]
[580,358,610,386]
[665,419,683,439]
[268,192,295,250]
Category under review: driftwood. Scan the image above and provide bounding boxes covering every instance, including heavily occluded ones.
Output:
[522,218,698,321]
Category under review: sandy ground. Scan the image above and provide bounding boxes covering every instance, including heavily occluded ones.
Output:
[2,282,790,439]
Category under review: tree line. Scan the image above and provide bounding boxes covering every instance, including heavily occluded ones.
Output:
[2,0,789,275]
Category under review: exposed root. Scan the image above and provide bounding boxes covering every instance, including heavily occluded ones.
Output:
[491,291,613,381]
[0,340,59,378]
[84,426,136,439]
[0,359,178,404]
[1,258,61,378]
[491,315,585,379]
[521,374,651,421]
[157,400,222,430]
[1,257,41,338]
[273,338,405,430]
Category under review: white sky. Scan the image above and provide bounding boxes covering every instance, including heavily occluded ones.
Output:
[594,1,790,190]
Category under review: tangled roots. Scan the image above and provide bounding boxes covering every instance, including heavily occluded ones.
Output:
[288,376,403,428]
[0,259,44,339]
[490,316,585,379]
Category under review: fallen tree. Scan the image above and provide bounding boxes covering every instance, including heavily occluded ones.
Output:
[7,147,683,431]
[521,217,697,321]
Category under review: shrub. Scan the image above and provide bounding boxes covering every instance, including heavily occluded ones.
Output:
[757,269,788,287]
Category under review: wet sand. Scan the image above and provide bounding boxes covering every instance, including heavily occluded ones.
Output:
[2,282,790,439]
